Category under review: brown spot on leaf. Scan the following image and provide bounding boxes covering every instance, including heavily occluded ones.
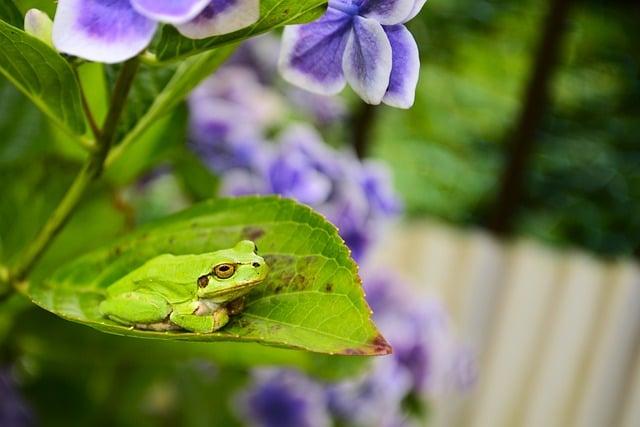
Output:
[291,274,308,290]
[324,283,334,292]
[242,226,265,241]
[342,348,367,356]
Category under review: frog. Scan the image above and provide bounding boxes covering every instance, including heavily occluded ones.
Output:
[99,240,268,333]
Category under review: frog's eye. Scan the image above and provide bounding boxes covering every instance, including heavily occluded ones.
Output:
[213,264,236,279]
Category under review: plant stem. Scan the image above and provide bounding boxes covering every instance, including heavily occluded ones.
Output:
[10,57,140,282]
[351,102,377,159]
[74,67,101,143]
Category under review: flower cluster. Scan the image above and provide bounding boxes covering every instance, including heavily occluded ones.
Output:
[234,272,475,427]
[279,0,427,108]
[52,0,260,63]
[235,370,331,427]
[189,52,400,260]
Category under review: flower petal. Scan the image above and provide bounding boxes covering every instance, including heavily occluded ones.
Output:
[176,0,260,39]
[130,0,211,24]
[359,0,415,25]
[404,0,428,22]
[278,8,353,95]
[383,24,419,109]
[52,0,156,63]
[342,16,392,105]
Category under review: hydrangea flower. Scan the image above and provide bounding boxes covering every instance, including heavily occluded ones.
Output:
[279,0,427,108]
[362,270,476,396]
[235,369,331,427]
[189,66,284,172]
[326,359,412,427]
[52,0,260,63]
[218,124,402,259]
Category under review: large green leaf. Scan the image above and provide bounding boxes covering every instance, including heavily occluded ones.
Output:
[27,197,391,356]
[0,20,86,135]
[154,0,327,61]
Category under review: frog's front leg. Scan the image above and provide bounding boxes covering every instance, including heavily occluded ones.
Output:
[169,302,230,333]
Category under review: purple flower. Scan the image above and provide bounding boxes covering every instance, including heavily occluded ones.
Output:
[189,66,284,172]
[52,0,260,63]
[235,369,331,427]
[219,124,401,259]
[327,359,412,427]
[228,35,282,84]
[287,88,348,125]
[362,270,476,396]
[279,0,426,108]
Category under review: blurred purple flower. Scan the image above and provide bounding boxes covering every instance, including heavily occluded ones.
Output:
[229,35,282,84]
[0,369,35,427]
[287,88,348,125]
[235,369,331,427]
[220,124,401,259]
[363,270,476,396]
[327,359,412,427]
[189,66,284,173]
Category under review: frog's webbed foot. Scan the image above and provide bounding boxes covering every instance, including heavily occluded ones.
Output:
[226,297,246,316]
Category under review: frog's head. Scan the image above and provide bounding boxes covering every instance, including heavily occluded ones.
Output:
[196,240,269,302]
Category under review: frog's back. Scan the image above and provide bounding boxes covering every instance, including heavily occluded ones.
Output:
[106,253,217,303]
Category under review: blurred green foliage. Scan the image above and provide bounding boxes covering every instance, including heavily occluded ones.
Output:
[373,0,640,256]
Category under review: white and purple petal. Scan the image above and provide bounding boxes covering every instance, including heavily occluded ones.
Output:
[52,0,156,63]
[382,24,419,108]
[404,0,428,22]
[342,16,392,105]
[359,0,415,25]
[176,0,260,39]
[131,0,210,24]
[278,8,354,95]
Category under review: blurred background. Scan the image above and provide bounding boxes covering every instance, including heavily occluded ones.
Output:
[1,0,640,426]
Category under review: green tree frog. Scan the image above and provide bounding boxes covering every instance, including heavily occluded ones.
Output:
[99,240,268,333]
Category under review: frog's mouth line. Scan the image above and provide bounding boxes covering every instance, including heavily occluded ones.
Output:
[205,279,263,297]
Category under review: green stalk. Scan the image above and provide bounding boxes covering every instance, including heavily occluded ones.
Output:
[9,57,140,283]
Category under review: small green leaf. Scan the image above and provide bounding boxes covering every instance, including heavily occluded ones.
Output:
[27,197,391,356]
[0,20,86,135]
[0,0,22,28]
[154,0,327,61]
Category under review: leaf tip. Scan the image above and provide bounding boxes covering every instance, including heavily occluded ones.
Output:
[339,334,393,356]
